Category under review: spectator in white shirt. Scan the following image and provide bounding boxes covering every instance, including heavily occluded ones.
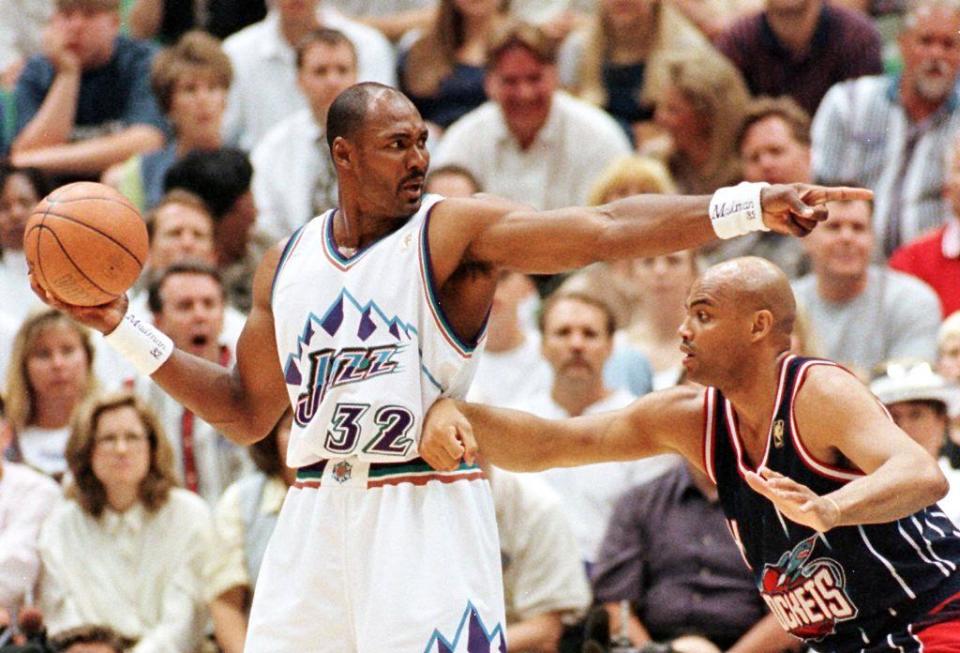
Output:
[433,22,632,210]
[252,28,358,244]
[38,392,214,651]
[128,262,250,506]
[4,310,98,479]
[221,0,395,151]
[515,291,677,564]
[0,411,60,614]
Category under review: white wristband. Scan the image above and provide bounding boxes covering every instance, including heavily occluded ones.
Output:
[104,311,174,377]
[709,182,770,239]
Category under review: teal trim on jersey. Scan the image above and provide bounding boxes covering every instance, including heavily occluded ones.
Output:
[423,601,505,653]
[417,206,487,357]
[322,209,385,268]
[368,459,480,479]
[270,224,307,303]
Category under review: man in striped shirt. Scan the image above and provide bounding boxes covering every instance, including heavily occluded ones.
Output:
[811,0,960,258]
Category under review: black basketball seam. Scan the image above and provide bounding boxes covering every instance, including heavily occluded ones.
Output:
[36,224,115,299]
[32,202,53,295]
[28,210,146,266]
[46,194,138,213]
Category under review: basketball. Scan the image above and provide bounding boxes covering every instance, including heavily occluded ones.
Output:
[24,181,148,307]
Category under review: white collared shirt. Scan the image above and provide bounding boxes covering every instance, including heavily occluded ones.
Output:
[252,108,333,243]
[39,489,214,650]
[222,7,396,151]
[0,462,60,610]
[433,92,632,210]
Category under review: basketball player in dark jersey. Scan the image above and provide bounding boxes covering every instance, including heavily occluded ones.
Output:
[423,256,960,652]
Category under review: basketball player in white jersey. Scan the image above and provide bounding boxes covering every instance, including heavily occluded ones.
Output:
[31,82,869,652]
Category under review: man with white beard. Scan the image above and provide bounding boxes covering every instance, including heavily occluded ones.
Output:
[811,0,960,258]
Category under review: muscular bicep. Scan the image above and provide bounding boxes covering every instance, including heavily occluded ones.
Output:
[231,242,292,439]
[793,366,926,475]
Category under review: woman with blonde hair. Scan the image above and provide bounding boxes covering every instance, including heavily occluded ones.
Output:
[557,0,717,142]
[38,392,214,651]
[3,309,98,478]
[399,0,510,132]
[647,50,750,194]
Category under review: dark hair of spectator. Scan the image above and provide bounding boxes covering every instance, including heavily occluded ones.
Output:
[66,392,178,518]
[296,28,357,70]
[0,163,49,200]
[163,148,252,219]
[248,409,293,477]
[145,189,213,241]
[736,95,811,151]
[151,30,233,114]
[147,260,224,314]
[538,290,618,336]
[486,22,557,69]
[326,82,401,151]
[50,624,133,652]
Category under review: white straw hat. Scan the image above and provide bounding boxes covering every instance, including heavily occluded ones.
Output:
[870,360,960,418]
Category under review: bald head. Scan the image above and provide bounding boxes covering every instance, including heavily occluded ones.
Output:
[326,82,416,151]
[702,257,796,341]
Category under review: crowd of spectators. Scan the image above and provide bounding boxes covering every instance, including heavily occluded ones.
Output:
[3,0,960,651]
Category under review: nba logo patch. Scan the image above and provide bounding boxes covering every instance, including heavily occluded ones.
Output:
[332,460,352,484]
[773,420,785,448]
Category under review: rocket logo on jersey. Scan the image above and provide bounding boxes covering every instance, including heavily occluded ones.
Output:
[759,534,858,640]
[283,289,417,428]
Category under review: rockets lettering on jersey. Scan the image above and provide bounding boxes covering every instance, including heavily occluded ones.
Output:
[759,534,859,640]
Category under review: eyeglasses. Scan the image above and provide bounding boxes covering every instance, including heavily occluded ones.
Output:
[94,433,149,449]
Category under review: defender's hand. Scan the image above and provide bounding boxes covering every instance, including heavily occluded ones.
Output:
[761,184,872,237]
[745,467,842,532]
[29,271,128,335]
[421,398,477,471]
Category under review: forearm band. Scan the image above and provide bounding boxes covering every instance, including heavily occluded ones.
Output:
[708,182,770,239]
[104,311,174,377]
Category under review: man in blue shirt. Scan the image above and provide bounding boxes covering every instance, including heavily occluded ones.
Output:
[10,0,166,180]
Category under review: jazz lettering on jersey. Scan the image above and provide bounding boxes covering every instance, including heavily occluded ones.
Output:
[759,534,859,640]
[294,344,404,426]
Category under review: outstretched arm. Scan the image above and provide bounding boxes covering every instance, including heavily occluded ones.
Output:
[746,365,948,531]
[31,243,290,445]
[431,184,871,279]
[420,385,706,472]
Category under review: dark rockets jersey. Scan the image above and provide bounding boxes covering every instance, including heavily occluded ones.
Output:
[704,355,960,651]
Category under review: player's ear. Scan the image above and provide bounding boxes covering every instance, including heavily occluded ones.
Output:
[331,137,352,170]
[750,309,774,342]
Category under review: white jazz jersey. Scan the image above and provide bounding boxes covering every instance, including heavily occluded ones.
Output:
[271,194,482,467]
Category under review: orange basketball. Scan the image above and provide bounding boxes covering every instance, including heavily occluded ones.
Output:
[24,182,148,307]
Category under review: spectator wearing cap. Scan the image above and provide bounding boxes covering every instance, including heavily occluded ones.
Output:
[870,358,960,523]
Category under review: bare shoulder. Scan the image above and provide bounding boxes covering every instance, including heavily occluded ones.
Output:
[793,363,886,457]
[249,238,290,312]
[794,364,878,417]
[430,194,528,231]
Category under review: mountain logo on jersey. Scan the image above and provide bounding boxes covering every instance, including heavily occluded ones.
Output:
[424,602,506,653]
[283,289,417,427]
[759,534,858,640]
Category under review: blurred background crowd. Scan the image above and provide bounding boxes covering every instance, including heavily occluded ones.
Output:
[2,0,960,651]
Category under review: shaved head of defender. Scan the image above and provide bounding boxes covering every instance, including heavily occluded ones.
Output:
[679,257,796,389]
